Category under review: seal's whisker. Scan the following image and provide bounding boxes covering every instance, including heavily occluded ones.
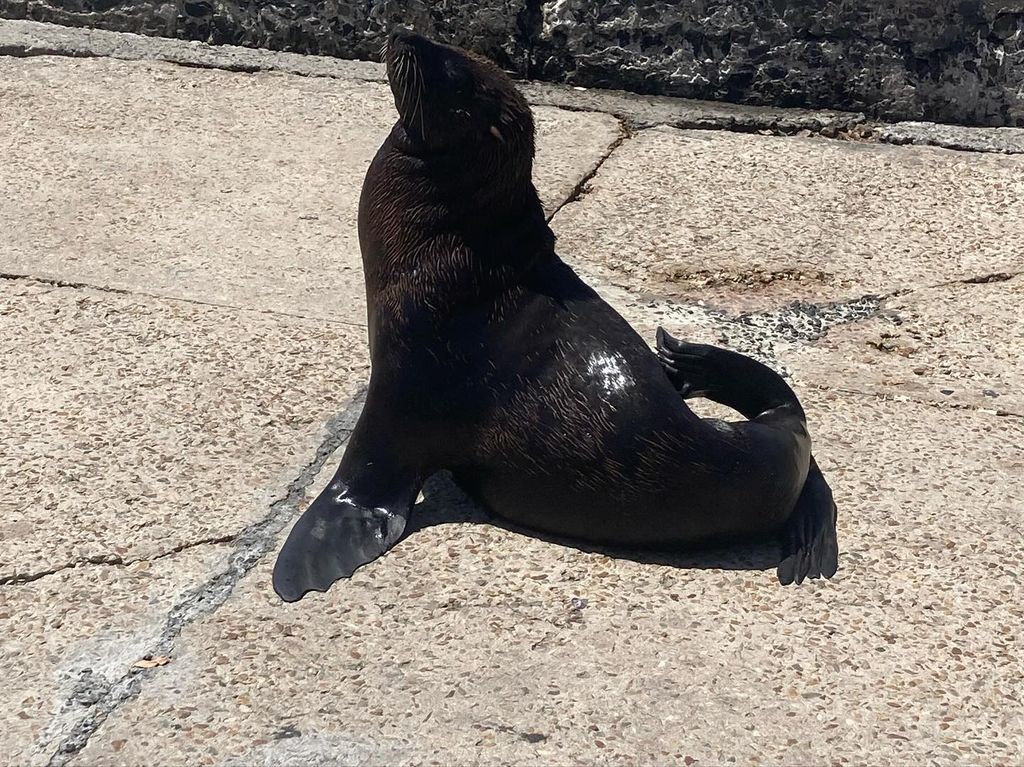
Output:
[410,58,420,137]
[404,56,415,117]
[397,53,411,111]
[413,57,428,143]
[403,52,423,141]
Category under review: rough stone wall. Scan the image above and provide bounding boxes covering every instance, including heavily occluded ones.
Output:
[2,0,1022,126]
[534,1,1024,126]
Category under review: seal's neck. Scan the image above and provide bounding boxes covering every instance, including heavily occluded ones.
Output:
[362,132,548,266]
[357,131,555,341]
[388,121,534,217]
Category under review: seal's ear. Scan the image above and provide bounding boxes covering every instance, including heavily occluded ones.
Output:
[272,481,414,602]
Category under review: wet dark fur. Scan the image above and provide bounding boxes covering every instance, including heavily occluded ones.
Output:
[271,31,839,602]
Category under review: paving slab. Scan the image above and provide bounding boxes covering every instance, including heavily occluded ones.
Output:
[784,276,1024,416]
[0,544,230,766]
[552,127,1024,313]
[73,389,1024,766]
[0,55,621,324]
[0,280,366,581]
[582,275,1024,417]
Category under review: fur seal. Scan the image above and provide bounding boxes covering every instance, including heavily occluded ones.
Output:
[272,30,839,602]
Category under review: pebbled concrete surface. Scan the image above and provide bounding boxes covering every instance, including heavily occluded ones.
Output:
[552,126,1024,313]
[74,390,1024,766]
[2,31,1023,767]
[0,280,366,581]
[784,276,1024,416]
[0,54,620,324]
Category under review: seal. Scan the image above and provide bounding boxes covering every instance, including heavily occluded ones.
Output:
[272,30,839,602]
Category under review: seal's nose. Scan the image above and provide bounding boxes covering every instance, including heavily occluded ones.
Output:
[388,27,422,51]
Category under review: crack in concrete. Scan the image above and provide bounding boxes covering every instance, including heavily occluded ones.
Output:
[546,122,631,222]
[0,535,235,587]
[0,271,135,296]
[42,389,366,766]
[653,266,834,291]
[958,271,1019,285]
[0,271,368,328]
[522,82,870,142]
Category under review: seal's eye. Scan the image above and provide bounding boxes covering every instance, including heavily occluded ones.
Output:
[454,108,471,122]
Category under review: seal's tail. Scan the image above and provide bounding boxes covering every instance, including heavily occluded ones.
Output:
[777,456,839,585]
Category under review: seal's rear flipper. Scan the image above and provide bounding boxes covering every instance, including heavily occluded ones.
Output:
[272,484,410,603]
[777,458,839,585]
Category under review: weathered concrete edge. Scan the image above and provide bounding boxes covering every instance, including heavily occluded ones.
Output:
[878,121,1024,155]
[519,81,866,136]
[6,16,1020,150]
[42,389,366,766]
[0,18,859,135]
[0,16,1011,148]
[0,17,386,80]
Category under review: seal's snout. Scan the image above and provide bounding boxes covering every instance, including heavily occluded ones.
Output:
[386,28,438,65]
[388,27,422,51]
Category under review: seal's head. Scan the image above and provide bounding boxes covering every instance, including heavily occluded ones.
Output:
[385,30,534,169]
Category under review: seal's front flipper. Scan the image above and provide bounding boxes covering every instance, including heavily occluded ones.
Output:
[272,482,412,603]
[777,458,839,585]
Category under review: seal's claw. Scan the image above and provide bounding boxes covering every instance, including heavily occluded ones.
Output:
[273,490,408,603]
[655,328,715,400]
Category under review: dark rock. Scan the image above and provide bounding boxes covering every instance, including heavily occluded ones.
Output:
[532,0,1024,126]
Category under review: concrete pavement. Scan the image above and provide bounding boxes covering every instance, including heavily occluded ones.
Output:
[1,21,1022,767]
